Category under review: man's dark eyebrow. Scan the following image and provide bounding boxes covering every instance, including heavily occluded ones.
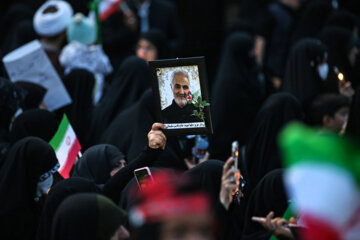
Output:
[174,84,181,88]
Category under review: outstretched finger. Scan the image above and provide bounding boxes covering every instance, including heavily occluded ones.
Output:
[222,157,234,175]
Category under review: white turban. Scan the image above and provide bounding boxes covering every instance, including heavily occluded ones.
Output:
[33,0,74,37]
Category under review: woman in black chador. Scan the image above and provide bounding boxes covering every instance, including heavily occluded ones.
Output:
[210,32,265,161]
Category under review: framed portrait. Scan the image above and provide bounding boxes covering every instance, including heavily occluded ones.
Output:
[149,57,213,135]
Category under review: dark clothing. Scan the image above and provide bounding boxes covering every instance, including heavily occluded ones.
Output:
[50,193,127,240]
[101,89,188,170]
[162,100,202,123]
[242,93,303,197]
[61,69,95,145]
[86,56,150,148]
[72,144,126,185]
[14,81,47,110]
[282,38,328,107]
[346,86,360,142]
[0,137,59,240]
[37,178,100,240]
[210,32,264,161]
[242,169,288,240]
[10,109,58,145]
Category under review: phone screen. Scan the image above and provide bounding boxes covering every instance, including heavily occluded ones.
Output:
[135,169,153,190]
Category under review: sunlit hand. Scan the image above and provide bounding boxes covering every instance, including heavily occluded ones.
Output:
[148,123,167,150]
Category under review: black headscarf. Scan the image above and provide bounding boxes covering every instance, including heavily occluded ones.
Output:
[72,144,126,184]
[242,169,288,240]
[290,0,333,44]
[185,160,224,205]
[139,28,170,59]
[10,109,58,145]
[0,137,59,239]
[0,77,25,163]
[51,193,127,240]
[346,86,360,142]
[87,56,151,147]
[243,93,303,196]
[62,69,95,145]
[101,89,187,170]
[319,26,357,90]
[37,177,100,240]
[282,38,328,106]
[210,32,264,160]
[14,81,47,110]
[0,77,24,129]
[325,10,358,32]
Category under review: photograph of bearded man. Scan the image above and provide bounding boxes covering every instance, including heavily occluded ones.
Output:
[162,71,202,123]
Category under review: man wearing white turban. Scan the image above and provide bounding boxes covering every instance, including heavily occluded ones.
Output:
[33,0,74,78]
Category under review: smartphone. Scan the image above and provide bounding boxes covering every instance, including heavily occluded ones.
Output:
[231,141,239,169]
[134,167,153,191]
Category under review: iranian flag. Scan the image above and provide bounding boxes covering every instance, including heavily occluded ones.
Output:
[49,114,81,179]
[279,123,360,240]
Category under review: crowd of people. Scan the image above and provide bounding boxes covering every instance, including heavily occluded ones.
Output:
[0,0,360,239]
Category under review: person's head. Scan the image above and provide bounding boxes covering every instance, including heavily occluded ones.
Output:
[309,93,350,132]
[171,71,191,108]
[33,0,73,47]
[281,0,302,10]
[0,77,25,130]
[67,13,97,45]
[136,29,168,62]
[129,171,215,240]
[72,144,127,184]
[14,81,48,110]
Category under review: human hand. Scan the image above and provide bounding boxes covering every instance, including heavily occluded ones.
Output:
[219,157,241,210]
[184,151,210,169]
[339,81,355,99]
[110,225,130,240]
[252,211,296,240]
[147,123,167,150]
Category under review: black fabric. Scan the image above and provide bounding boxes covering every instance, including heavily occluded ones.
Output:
[10,109,58,145]
[346,86,360,142]
[290,0,333,44]
[282,38,328,106]
[102,146,162,204]
[162,100,202,123]
[37,177,100,240]
[325,10,358,32]
[185,160,223,205]
[139,28,170,59]
[0,137,58,240]
[87,56,151,147]
[14,81,47,110]
[242,169,288,240]
[0,77,25,163]
[0,77,25,129]
[243,93,303,196]
[319,26,357,91]
[101,89,187,170]
[262,2,295,78]
[210,32,264,161]
[61,69,95,145]
[51,193,127,240]
[72,144,126,185]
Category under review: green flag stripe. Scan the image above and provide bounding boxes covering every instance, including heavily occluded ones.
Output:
[279,123,360,185]
[49,114,70,151]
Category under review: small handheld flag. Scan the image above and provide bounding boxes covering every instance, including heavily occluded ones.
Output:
[49,114,81,179]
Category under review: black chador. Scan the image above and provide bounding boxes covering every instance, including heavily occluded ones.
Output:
[162,100,202,123]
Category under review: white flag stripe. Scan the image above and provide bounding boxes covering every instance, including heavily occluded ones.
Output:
[285,162,360,229]
[55,124,77,171]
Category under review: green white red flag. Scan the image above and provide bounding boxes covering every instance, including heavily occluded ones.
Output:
[49,114,81,179]
[279,123,360,240]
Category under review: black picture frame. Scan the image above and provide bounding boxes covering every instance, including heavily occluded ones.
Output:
[149,57,213,136]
